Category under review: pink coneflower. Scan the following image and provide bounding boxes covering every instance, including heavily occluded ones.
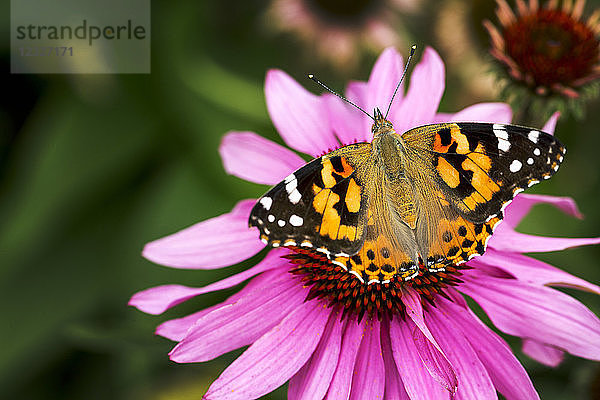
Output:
[266,0,417,69]
[130,47,600,399]
[484,0,600,118]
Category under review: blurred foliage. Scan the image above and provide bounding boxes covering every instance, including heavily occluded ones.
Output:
[1,0,599,399]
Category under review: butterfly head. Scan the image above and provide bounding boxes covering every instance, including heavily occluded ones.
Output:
[371,107,394,137]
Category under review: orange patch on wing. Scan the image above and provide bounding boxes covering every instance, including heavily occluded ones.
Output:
[433,125,470,154]
[334,224,357,241]
[312,184,328,214]
[437,157,460,188]
[345,178,361,213]
[319,191,341,238]
[460,143,499,201]
[460,192,486,211]
[337,157,354,178]
[344,225,357,241]
[320,160,337,188]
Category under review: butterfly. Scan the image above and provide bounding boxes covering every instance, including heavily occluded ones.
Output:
[248,51,565,285]
[248,107,565,285]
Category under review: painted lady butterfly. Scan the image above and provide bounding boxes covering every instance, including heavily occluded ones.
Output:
[249,57,565,286]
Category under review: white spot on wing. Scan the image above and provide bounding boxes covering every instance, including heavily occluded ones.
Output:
[534,148,541,156]
[509,160,522,172]
[493,124,508,139]
[498,140,511,152]
[259,197,273,210]
[527,157,534,165]
[284,173,296,183]
[528,130,540,143]
[268,214,275,223]
[288,189,302,204]
[284,176,302,204]
[285,179,297,193]
[277,219,286,227]
[289,214,303,226]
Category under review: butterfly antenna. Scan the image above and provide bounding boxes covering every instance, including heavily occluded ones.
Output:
[308,74,374,121]
[384,44,417,119]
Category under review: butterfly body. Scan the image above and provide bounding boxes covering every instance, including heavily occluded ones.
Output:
[249,108,565,285]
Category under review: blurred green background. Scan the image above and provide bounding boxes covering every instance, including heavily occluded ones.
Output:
[2,0,600,399]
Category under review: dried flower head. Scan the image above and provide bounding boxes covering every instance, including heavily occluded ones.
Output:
[485,0,600,119]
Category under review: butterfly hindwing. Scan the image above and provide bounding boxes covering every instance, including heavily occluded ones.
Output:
[249,144,372,256]
[425,204,503,268]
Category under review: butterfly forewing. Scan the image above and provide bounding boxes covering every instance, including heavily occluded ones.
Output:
[249,144,372,256]
[403,122,566,223]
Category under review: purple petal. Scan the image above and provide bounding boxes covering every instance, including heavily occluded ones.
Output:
[349,321,385,400]
[203,299,330,400]
[346,81,368,109]
[219,131,305,185]
[323,94,369,145]
[502,193,582,229]
[288,313,343,400]
[488,228,600,253]
[431,112,453,123]
[157,308,215,341]
[542,111,560,135]
[366,47,404,114]
[441,102,512,124]
[345,81,373,141]
[389,319,452,400]
[265,69,339,156]
[392,47,445,134]
[522,339,565,367]
[130,249,288,315]
[401,288,458,391]
[142,199,264,269]
[169,271,306,363]
[156,266,283,341]
[401,288,442,346]
[426,309,497,400]
[461,273,600,361]
[326,319,365,400]
[474,249,600,295]
[439,298,539,400]
[380,320,410,400]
